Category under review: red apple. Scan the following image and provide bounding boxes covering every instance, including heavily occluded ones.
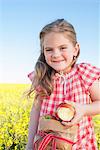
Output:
[56,103,75,122]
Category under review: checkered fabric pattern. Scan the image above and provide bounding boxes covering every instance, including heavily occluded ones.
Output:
[39,63,100,150]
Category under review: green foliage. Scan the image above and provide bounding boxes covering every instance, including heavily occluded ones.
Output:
[0,84,100,149]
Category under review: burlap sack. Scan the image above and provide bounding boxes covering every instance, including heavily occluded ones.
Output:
[34,115,78,150]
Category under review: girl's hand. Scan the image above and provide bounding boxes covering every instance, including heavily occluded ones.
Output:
[62,103,85,127]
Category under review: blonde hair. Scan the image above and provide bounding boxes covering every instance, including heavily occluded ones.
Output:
[28,19,80,100]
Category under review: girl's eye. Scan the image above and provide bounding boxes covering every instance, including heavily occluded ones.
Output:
[60,47,67,50]
[45,49,52,52]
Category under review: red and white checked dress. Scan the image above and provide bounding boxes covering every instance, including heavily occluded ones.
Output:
[38,63,100,150]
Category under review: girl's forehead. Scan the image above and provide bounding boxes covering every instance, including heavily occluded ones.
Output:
[43,32,72,45]
[43,32,70,41]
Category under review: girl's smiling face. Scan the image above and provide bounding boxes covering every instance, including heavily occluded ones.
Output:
[43,32,79,73]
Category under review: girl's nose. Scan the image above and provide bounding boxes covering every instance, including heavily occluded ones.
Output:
[52,49,61,58]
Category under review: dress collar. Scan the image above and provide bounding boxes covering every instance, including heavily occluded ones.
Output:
[52,64,77,81]
[52,64,78,96]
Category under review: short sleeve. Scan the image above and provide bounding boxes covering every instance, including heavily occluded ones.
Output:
[27,71,34,81]
[78,63,100,90]
[27,71,42,93]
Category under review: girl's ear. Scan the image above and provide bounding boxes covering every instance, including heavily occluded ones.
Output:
[74,43,80,56]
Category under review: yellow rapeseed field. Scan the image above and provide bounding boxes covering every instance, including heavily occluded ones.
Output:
[0,84,100,150]
[0,84,32,150]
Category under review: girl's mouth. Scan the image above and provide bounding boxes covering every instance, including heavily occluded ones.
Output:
[52,60,65,63]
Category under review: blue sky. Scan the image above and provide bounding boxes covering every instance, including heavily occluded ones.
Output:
[0,0,100,83]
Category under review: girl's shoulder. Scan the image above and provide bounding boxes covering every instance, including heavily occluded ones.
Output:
[76,62,100,75]
[76,62,100,90]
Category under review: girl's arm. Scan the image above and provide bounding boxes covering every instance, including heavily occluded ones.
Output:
[62,79,100,126]
[26,99,41,150]
[83,78,100,116]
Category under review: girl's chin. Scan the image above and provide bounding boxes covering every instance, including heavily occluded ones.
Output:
[53,67,71,73]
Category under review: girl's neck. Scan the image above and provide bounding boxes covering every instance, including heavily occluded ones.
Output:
[58,68,72,75]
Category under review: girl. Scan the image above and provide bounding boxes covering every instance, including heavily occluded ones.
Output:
[26,19,100,150]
